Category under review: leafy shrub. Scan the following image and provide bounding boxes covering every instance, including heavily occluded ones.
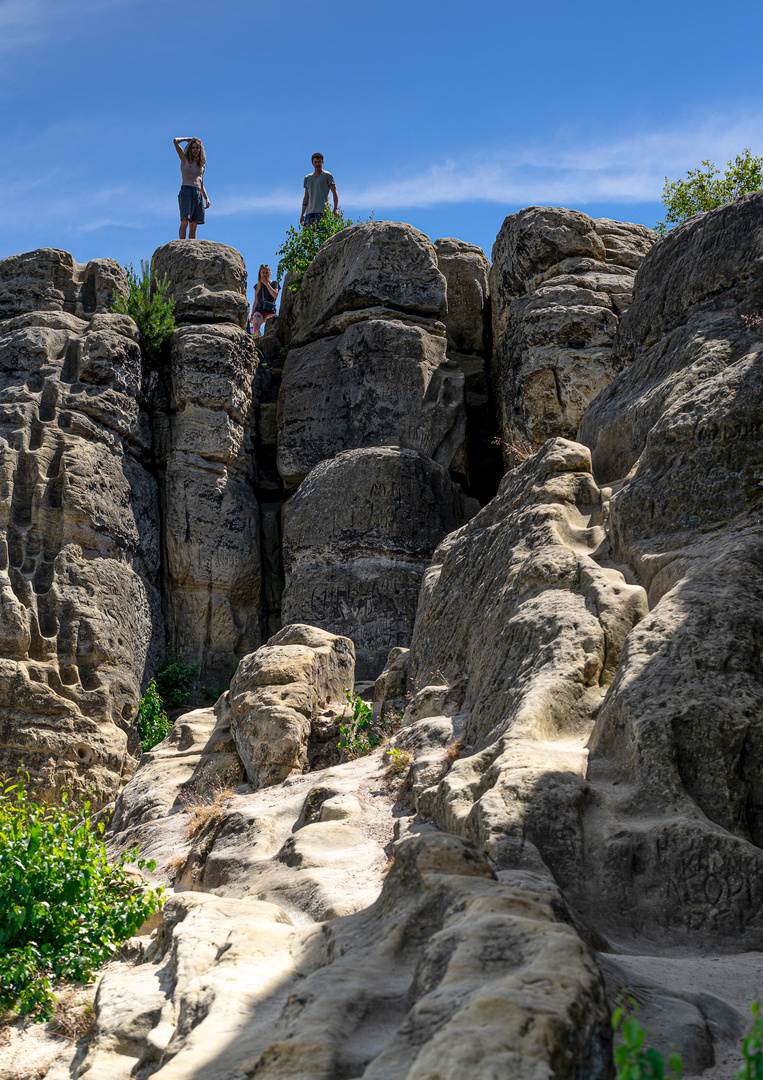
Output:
[136,679,172,752]
[276,206,370,292]
[656,148,763,232]
[385,747,411,776]
[0,776,163,1020]
[738,1002,763,1080]
[613,998,682,1079]
[154,648,200,709]
[337,691,401,759]
[111,260,176,369]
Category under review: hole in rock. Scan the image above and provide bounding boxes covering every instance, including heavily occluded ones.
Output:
[38,383,58,423]
[60,665,79,686]
[75,744,94,764]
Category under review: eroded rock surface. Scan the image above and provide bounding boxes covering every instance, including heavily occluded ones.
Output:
[152,239,249,329]
[223,623,354,787]
[282,448,474,678]
[162,320,261,685]
[0,254,162,803]
[78,832,609,1080]
[490,207,656,450]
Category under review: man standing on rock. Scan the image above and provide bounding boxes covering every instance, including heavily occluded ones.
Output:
[300,153,338,227]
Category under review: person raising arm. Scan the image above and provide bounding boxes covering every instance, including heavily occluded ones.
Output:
[174,137,210,239]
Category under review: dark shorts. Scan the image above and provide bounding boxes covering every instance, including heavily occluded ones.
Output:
[304,212,322,227]
[179,185,205,223]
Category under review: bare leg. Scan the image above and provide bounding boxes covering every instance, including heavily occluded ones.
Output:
[189,221,198,239]
[179,217,189,239]
[252,312,264,336]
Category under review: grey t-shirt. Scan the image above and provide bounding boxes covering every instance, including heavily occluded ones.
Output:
[304,171,335,215]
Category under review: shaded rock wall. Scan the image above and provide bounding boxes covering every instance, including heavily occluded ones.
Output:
[490,207,656,452]
[278,223,474,678]
[152,241,262,687]
[0,252,162,804]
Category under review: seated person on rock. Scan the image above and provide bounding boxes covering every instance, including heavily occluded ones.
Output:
[300,152,338,227]
[174,136,210,239]
[250,265,280,335]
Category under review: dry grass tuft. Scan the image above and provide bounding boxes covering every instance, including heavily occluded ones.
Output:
[48,988,96,1043]
[179,770,239,839]
[444,740,464,764]
[385,748,412,776]
[165,853,187,883]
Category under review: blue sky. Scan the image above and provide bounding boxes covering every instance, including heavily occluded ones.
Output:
[3,0,763,303]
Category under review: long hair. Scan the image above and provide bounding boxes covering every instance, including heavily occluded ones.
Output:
[186,138,206,168]
[258,264,271,283]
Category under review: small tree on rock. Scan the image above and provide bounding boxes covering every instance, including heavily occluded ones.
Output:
[656,148,763,232]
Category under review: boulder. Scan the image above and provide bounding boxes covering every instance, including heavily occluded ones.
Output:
[152,239,249,328]
[76,832,609,1080]
[281,448,475,679]
[0,249,128,321]
[0,265,162,806]
[289,222,447,345]
[163,323,262,686]
[223,624,355,787]
[277,318,465,488]
[489,207,657,451]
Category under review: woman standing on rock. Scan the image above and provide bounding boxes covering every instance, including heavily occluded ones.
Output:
[250,265,280,336]
[173,137,210,239]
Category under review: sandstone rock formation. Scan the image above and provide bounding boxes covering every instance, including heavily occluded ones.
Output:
[433,236,502,503]
[0,252,162,805]
[277,223,472,677]
[281,447,474,678]
[76,831,609,1080]
[152,239,249,329]
[223,623,354,786]
[490,207,656,451]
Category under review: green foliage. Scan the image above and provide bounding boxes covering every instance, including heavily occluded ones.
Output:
[0,776,163,1020]
[276,206,371,292]
[154,647,200,709]
[613,998,682,1080]
[111,259,176,368]
[337,691,401,758]
[136,679,172,752]
[738,1002,763,1080]
[656,148,763,232]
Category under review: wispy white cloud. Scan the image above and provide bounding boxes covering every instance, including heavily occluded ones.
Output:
[215,113,763,215]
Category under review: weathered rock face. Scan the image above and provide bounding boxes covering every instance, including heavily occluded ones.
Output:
[277,318,464,489]
[152,239,249,329]
[277,224,470,675]
[223,623,354,787]
[162,321,262,685]
[489,207,657,451]
[0,253,162,804]
[407,438,647,878]
[77,832,609,1080]
[571,192,763,946]
[0,248,128,322]
[434,236,502,504]
[282,448,474,678]
[288,221,447,346]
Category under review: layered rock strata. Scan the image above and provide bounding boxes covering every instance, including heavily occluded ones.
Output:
[281,447,474,678]
[278,224,472,677]
[489,207,656,451]
[0,250,162,804]
[152,241,262,686]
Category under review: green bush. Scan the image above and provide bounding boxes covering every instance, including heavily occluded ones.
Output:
[613,998,682,1079]
[738,1002,763,1080]
[656,148,763,232]
[0,776,163,1020]
[154,647,200,709]
[276,206,369,292]
[137,679,172,752]
[337,691,401,758]
[111,259,176,368]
